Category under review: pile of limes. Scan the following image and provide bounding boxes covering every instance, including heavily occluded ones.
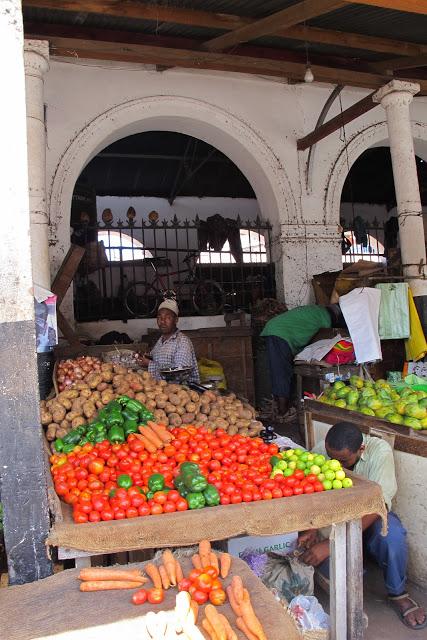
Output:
[270,448,353,491]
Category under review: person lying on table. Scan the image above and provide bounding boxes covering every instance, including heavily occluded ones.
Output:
[260,304,344,415]
[298,421,426,631]
[141,299,200,384]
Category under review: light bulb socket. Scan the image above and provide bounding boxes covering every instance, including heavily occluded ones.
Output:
[304,65,314,83]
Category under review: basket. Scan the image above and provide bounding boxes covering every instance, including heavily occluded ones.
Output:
[101,347,144,370]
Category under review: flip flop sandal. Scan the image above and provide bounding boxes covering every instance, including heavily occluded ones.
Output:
[388,593,427,630]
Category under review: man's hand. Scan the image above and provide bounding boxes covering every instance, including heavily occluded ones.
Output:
[298,529,319,550]
[138,353,151,368]
[302,540,330,567]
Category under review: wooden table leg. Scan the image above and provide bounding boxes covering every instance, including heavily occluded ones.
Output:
[330,522,347,640]
[346,519,364,640]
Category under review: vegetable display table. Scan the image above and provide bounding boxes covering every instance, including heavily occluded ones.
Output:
[47,475,386,640]
[304,398,427,591]
[1,556,300,640]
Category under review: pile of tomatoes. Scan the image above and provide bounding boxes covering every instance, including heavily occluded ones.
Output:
[178,565,226,606]
[50,426,289,523]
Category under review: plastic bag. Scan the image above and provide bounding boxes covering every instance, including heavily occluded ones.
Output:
[198,357,227,389]
[262,553,314,603]
[289,595,330,631]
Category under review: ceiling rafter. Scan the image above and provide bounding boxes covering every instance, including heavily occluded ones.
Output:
[202,0,346,52]
[345,0,427,15]
[372,53,427,73]
[23,1,427,58]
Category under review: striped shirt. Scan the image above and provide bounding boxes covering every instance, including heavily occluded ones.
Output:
[148,330,200,383]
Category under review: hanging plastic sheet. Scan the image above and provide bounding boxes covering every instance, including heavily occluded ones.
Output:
[339,287,382,363]
[405,289,427,362]
[375,282,410,339]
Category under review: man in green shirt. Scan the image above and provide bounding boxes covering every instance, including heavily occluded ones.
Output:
[299,422,426,630]
[261,304,342,415]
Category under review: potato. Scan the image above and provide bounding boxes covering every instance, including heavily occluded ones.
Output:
[154,409,167,423]
[167,393,181,406]
[155,399,167,409]
[248,428,261,437]
[112,374,125,388]
[181,412,195,424]
[116,384,130,395]
[214,418,229,430]
[57,396,72,410]
[142,371,151,380]
[250,420,263,432]
[95,400,104,409]
[83,401,96,419]
[113,364,127,375]
[72,416,86,429]
[96,382,109,392]
[91,390,101,401]
[175,405,185,416]
[70,400,84,416]
[236,419,251,429]
[185,402,197,413]
[59,419,69,431]
[164,402,176,414]
[146,391,157,400]
[46,423,58,441]
[66,410,84,422]
[239,428,250,436]
[60,389,79,399]
[79,388,92,399]
[195,413,208,424]
[101,390,114,405]
[52,407,67,423]
[200,404,210,415]
[238,408,253,420]
[189,390,200,403]
[40,400,47,408]
[209,408,219,419]
[168,413,182,427]
[146,399,156,411]
[40,409,53,426]
[101,363,113,372]
[56,427,68,439]
[126,389,136,398]
[73,381,89,391]
[101,370,113,383]
[85,372,103,389]
[228,425,239,435]
[135,392,147,404]
[227,414,237,425]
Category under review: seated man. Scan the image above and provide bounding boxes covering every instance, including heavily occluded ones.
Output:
[299,421,426,630]
[141,299,200,384]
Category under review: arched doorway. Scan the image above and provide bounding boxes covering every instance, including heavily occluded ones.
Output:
[49,96,297,325]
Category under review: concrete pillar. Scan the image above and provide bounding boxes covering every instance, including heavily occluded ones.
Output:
[0,1,52,584]
[24,39,50,289]
[373,81,427,313]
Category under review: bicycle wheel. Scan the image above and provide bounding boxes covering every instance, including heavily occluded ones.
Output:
[192,279,224,315]
[124,282,159,318]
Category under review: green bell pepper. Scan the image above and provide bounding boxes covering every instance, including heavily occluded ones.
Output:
[94,432,107,443]
[107,425,125,443]
[122,408,139,422]
[105,409,124,428]
[62,443,77,454]
[184,473,208,493]
[63,429,83,445]
[148,473,165,492]
[180,462,200,475]
[187,492,206,510]
[78,437,89,446]
[97,408,110,424]
[54,438,64,452]
[173,475,188,497]
[106,400,122,413]
[203,484,220,507]
[117,474,133,489]
[117,396,145,414]
[123,419,138,436]
[270,455,281,468]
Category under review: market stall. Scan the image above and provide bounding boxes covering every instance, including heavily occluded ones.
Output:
[304,398,427,590]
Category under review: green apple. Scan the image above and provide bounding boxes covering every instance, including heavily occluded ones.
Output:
[277,460,288,470]
[296,461,306,470]
[342,478,353,488]
[322,480,333,490]
[306,453,314,462]
[328,459,342,471]
[317,473,326,482]
[335,469,346,481]
[283,468,294,477]
[271,469,283,478]
[310,464,321,476]
[293,449,303,457]
[288,461,297,470]
[332,479,343,489]
[313,455,326,467]
[324,470,336,481]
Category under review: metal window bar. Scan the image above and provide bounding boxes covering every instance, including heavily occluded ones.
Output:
[73,213,275,321]
[342,222,388,265]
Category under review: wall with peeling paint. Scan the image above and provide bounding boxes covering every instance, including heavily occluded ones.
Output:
[41,59,427,329]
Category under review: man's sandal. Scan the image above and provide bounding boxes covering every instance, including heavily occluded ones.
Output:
[388,593,427,630]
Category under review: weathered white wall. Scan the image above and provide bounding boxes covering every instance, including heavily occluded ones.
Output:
[42,58,427,327]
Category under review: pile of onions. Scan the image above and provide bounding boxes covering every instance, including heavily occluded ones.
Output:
[56,356,102,391]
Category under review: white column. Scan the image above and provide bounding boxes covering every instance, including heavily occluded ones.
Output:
[24,39,50,289]
[373,80,426,297]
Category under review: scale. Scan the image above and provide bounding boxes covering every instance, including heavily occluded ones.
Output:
[159,366,219,393]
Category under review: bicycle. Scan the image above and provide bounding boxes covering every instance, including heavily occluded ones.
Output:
[123,251,225,317]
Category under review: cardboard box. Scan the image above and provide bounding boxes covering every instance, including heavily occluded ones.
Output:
[227,533,298,558]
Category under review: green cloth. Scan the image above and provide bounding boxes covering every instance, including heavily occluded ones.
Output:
[315,434,397,510]
[260,305,331,355]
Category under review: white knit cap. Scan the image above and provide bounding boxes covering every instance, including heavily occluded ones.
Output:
[158,298,179,317]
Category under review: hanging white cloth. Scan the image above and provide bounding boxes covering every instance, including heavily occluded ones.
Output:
[339,287,382,364]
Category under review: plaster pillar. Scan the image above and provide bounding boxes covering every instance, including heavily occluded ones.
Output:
[281,224,343,307]
[24,39,50,289]
[373,81,427,315]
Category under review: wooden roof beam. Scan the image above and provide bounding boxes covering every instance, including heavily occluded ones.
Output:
[203,0,346,52]
[297,92,378,151]
[23,1,427,57]
[345,0,427,14]
[373,53,427,73]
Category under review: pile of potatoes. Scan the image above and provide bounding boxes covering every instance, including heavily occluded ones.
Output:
[41,364,263,442]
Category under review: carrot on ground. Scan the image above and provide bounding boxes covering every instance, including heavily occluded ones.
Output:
[158,564,170,590]
[144,563,162,589]
[162,549,177,585]
[80,581,142,592]
[202,618,218,640]
[141,425,164,449]
[218,614,238,640]
[199,539,211,557]
[78,568,146,582]
[219,552,231,578]
[239,591,267,640]
[226,586,242,617]
[175,558,184,583]
[191,553,203,570]
[189,600,199,624]
[136,431,157,452]
[147,421,172,442]
[205,604,227,640]
[231,575,244,603]
[235,617,258,640]
[209,552,219,573]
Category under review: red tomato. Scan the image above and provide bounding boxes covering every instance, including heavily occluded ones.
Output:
[272,487,283,499]
[220,495,231,505]
[178,578,193,592]
[88,459,105,475]
[175,498,188,512]
[153,491,168,505]
[230,493,243,504]
[131,495,146,508]
[150,503,163,515]
[166,490,180,503]
[305,474,317,484]
[252,490,262,501]
[195,573,213,593]
[163,502,176,513]
[147,588,164,605]
[303,484,315,494]
[88,511,101,523]
[209,588,227,606]
[114,509,126,520]
[294,470,305,481]
[204,566,219,579]
[293,486,303,496]
[188,568,202,582]
[261,489,273,500]
[126,507,139,518]
[100,508,114,521]
[138,504,151,517]
[282,487,293,498]
[192,589,209,604]
[74,511,88,524]
[313,482,324,492]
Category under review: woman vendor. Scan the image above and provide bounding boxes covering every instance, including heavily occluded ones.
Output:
[141,299,200,383]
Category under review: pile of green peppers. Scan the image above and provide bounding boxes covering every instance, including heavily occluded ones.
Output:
[174,462,220,510]
[53,395,155,453]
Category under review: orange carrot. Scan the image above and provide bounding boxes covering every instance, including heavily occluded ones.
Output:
[78,568,145,582]
[144,563,162,589]
[175,557,184,583]
[147,421,172,442]
[202,618,218,640]
[205,604,227,640]
[235,617,258,640]
[190,599,199,624]
[219,552,231,578]
[209,552,219,573]
[218,614,238,640]
[162,549,177,585]
[191,553,203,570]
[137,431,157,453]
[231,575,244,603]
[158,564,170,589]
[140,425,163,449]
[199,539,211,557]
[80,581,141,592]
[226,585,242,617]
[239,591,267,640]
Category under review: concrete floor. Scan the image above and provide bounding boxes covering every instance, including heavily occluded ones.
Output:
[316,560,427,639]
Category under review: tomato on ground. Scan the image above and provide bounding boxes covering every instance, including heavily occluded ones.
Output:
[147,588,164,604]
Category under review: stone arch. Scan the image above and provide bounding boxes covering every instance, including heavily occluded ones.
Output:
[325,120,427,225]
[49,95,298,274]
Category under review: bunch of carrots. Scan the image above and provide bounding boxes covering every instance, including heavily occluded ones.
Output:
[226,576,267,640]
[191,540,231,579]
[135,420,173,453]
[78,566,147,592]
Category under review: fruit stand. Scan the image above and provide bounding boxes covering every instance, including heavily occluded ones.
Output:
[304,398,427,590]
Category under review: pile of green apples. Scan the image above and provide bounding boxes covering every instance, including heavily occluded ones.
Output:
[270,448,354,491]
[318,375,427,431]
